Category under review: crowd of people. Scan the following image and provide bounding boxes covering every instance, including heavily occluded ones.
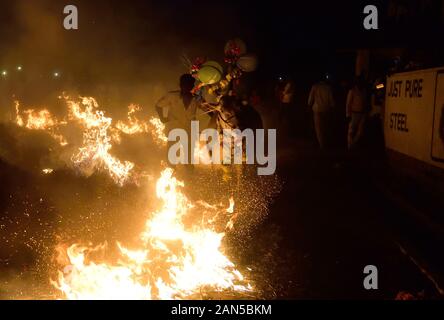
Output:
[274,73,385,152]
[155,71,386,163]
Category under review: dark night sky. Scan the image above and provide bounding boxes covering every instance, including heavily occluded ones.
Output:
[0,0,443,93]
[0,1,372,62]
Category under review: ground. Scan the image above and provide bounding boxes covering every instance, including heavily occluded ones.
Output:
[0,121,443,299]
[253,134,444,299]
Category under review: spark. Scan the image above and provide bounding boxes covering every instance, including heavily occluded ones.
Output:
[42,168,54,175]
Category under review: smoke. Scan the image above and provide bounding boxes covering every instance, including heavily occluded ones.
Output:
[0,0,241,172]
[0,1,211,170]
[0,2,283,299]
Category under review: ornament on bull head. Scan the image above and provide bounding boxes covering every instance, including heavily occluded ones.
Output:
[190,56,207,74]
[191,60,223,95]
[190,38,257,97]
[197,61,223,85]
[224,39,257,78]
[224,38,247,64]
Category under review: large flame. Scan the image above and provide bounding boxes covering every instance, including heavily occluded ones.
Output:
[148,117,168,146]
[115,104,168,146]
[13,97,169,185]
[15,101,68,146]
[52,168,252,300]
[66,96,135,185]
[10,95,253,299]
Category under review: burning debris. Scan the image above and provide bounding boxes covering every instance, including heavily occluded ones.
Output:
[12,95,163,185]
[115,104,168,146]
[15,101,68,147]
[66,96,136,186]
[1,94,280,300]
[41,168,54,175]
[52,168,252,299]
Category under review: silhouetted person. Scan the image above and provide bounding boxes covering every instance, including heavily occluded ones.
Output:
[346,76,368,150]
[276,80,297,138]
[308,75,335,149]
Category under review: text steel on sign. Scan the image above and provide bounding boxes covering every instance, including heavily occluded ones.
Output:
[385,67,444,169]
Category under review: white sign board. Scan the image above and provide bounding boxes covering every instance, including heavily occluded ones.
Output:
[431,72,444,162]
[384,67,444,170]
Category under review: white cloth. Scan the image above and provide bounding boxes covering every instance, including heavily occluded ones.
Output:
[348,113,366,149]
[313,112,328,148]
[346,87,366,116]
[308,81,335,113]
[155,90,210,132]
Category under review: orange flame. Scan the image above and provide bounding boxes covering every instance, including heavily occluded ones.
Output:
[115,104,168,146]
[12,96,253,299]
[53,168,252,299]
[15,101,68,146]
[13,97,168,184]
[65,96,135,185]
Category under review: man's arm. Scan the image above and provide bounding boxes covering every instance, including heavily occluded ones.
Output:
[155,95,170,123]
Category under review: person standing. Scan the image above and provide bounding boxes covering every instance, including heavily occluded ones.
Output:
[346,76,368,150]
[155,74,211,169]
[308,76,335,149]
[155,74,210,134]
[276,80,297,139]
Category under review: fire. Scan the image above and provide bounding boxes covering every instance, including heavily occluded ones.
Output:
[53,243,152,300]
[148,117,168,146]
[15,101,24,127]
[226,196,235,214]
[53,168,252,300]
[22,109,57,130]
[42,168,54,175]
[10,95,254,299]
[66,96,135,185]
[15,101,68,146]
[192,140,213,165]
[115,104,168,146]
[12,97,168,185]
[226,197,239,231]
[115,104,149,135]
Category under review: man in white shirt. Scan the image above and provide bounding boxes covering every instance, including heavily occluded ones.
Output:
[346,76,368,149]
[155,74,210,134]
[155,74,211,168]
[308,77,335,149]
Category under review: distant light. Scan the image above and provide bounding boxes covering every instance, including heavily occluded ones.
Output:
[17,66,22,71]
[1,70,7,76]
[53,72,60,78]
[376,83,384,90]
[278,76,283,81]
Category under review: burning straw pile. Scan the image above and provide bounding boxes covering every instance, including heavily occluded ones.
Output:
[5,95,261,300]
